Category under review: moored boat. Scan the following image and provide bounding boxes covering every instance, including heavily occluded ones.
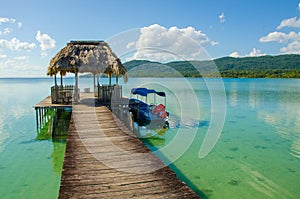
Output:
[129,88,169,129]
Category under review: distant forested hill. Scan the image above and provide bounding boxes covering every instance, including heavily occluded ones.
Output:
[123,54,300,78]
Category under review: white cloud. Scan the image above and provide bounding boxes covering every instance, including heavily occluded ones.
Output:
[211,41,219,46]
[0,54,7,59]
[277,17,300,29]
[259,31,300,43]
[0,59,44,77]
[0,28,11,35]
[248,48,266,57]
[229,51,240,58]
[260,7,300,54]
[0,17,21,35]
[18,22,22,28]
[280,40,300,54]
[126,41,135,49]
[229,48,266,58]
[35,31,56,56]
[14,56,28,60]
[0,17,9,23]
[219,12,225,23]
[128,24,217,62]
[0,17,15,24]
[0,38,36,51]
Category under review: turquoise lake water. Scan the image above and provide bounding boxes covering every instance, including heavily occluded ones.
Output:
[0,77,299,198]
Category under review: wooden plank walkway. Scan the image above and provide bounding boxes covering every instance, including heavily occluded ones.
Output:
[58,94,200,198]
[34,96,72,108]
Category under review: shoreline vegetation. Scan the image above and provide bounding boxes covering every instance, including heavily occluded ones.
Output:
[80,54,300,78]
[1,54,297,79]
[123,54,300,78]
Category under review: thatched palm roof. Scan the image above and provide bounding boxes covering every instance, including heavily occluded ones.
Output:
[47,41,127,82]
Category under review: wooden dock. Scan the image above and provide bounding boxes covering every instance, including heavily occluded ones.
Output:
[34,96,72,131]
[36,94,200,198]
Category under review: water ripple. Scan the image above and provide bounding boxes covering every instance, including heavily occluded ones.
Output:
[168,115,209,129]
[290,139,300,159]
[0,116,9,153]
[240,164,294,199]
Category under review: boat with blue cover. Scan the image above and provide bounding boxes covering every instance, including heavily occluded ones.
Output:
[129,88,169,128]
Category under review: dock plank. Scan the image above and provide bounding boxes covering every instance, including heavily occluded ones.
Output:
[55,94,200,198]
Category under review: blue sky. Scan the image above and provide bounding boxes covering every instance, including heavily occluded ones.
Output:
[1,0,300,77]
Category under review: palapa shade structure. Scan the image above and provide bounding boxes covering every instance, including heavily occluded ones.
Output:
[47,41,128,103]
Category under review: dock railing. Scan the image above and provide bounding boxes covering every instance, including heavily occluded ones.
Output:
[97,84,122,104]
[51,85,77,104]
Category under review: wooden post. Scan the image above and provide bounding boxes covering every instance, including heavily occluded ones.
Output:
[60,71,63,87]
[75,70,78,104]
[54,74,58,103]
[39,108,42,127]
[41,108,44,125]
[109,73,112,86]
[97,74,100,85]
[93,73,96,96]
[53,107,58,137]
[54,74,57,87]
[36,108,39,130]
[45,108,47,123]
[97,74,100,98]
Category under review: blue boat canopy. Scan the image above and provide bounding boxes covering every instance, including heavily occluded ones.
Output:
[156,92,166,97]
[131,88,166,97]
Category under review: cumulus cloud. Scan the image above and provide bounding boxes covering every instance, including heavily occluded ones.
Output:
[35,31,56,56]
[0,17,15,24]
[127,24,217,62]
[0,54,7,59]
[0,38,36,51]
[0,28,11,35]
[277,17,300,29]
[280,41,300,54]
[126,41,135,49]
[0,59,44,77]
[14,56,28,60]
[0,17,22,36]
[219,12,225,23]
[229,48,266,58]
[248,48,266,57]
[259,12,300,54]
[259,31,299,43]
[229,51,240,58]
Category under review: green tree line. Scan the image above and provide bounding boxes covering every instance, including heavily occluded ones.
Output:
[123,54,300,78]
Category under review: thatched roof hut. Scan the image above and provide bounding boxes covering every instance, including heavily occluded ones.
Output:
[47,41,128,82]
[47,41,128,103]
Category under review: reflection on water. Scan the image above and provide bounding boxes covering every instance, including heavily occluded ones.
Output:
[140,78,300,199]
[0,116,9,152]
[168,114,209,129]
[0,78,70,199]
[259,107,300,159]
[35,108,70,174]
[228,81,238,107]
[252,81,300,160]
[1,78,300,198]
[51,139,67,174]
[133,122,168,148]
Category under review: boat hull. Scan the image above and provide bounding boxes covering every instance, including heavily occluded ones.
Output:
[129,99,169,129]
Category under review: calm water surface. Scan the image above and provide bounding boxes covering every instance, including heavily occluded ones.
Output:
[0,77,299,198]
